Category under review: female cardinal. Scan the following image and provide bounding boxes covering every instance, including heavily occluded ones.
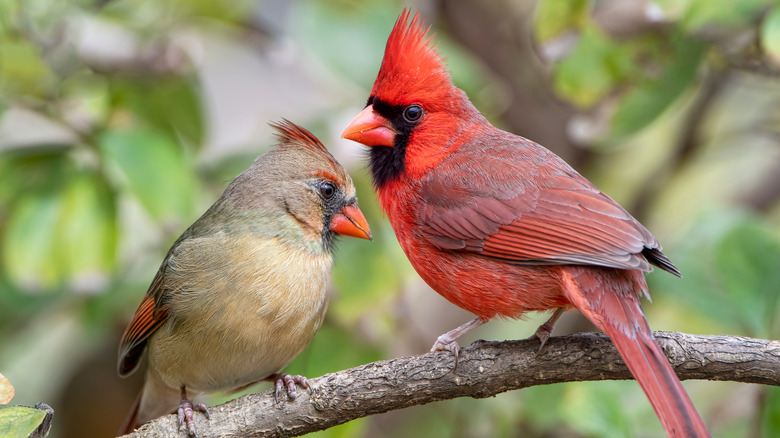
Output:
[342,10,708,437]
[118,120,371,436]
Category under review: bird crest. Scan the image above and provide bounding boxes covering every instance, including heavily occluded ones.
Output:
[371,9,452,106]
[269,119,347,182]
[270,119,329,155]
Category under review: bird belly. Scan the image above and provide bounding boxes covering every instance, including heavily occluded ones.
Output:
[405,240,570,319]
[146,238,331,394]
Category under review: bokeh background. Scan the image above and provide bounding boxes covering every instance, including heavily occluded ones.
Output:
[1,0,780,437]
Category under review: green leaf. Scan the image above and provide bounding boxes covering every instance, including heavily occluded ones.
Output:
[56,172,118,288]
[552,26,634,108]
[293,0,401,88]
[2,184,64,290]
[0,0,19,35]
[678,0,774,32]
[762,7,780,67]
[103,0,252,24]
[167,0,253,22]
[0,38,56,99]
[712,217,780,337]
[99,128,197,223]
[0,406,46,438]
[2,166,119,291]
[652,211,780,337]
[111,78,204,148]
[533,0,589,43]
[609,33,705,140]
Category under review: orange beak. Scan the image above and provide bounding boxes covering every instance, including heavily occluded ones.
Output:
[341,105,396,147]
[330,204,372,240]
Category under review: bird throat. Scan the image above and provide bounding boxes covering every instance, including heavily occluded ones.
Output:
[369,145,406,190]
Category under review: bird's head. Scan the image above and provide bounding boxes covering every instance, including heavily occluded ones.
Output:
[342,9,482,189]
[224,120,371,251]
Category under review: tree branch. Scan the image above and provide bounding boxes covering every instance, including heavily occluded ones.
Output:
[123,332,780,438]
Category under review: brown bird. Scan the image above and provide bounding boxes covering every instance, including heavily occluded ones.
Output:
[117,120,372,436]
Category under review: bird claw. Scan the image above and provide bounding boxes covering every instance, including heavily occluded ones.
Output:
[268,373,310,402]
[431,338,460,356]
[177,397,209,438]
[429,318,488,372]
[431,335,462,370]
[528,322,553,355]
[528,307,566,355]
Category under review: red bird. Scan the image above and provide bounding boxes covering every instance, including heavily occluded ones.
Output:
[342,10,708,437]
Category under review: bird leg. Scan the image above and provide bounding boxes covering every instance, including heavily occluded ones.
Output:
[431,317,487,363]
[177,387,209,438]
[266,373,310,402]
[528,307,566,354]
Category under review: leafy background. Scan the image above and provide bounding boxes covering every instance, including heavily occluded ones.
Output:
[1,0,779,437]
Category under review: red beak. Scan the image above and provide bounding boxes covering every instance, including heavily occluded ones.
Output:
[341,105,396,147]
[330,204,372,240]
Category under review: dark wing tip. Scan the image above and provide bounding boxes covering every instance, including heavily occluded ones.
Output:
[117,342,146,377]
[642,247,682,277]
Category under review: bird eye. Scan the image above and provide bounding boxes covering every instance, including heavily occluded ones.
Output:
[403,104,423,123]
[319,182,336,199]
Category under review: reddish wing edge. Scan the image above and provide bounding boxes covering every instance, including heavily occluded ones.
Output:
[118,294,168,377]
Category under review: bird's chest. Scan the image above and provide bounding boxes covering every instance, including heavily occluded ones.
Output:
[404,236,568,318]
[149,237,332,393]
[385,191,568,319]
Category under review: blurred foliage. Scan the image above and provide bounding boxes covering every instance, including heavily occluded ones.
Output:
[0,0,779,437]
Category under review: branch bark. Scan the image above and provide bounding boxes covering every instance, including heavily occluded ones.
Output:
[123,332,780,438]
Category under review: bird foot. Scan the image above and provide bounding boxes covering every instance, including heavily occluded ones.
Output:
[267,373,310,402]
[431,336,461,356]
[431,335,462,370]
[528,307,566,355]
[528,321,553,355]
[429,318,488,371]
[177,396,209,438]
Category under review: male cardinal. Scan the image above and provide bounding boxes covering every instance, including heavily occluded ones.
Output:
[118,120,371,436]
[342,10,708,437]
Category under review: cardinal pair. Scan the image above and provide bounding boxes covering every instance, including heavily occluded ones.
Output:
[119,9,709,438]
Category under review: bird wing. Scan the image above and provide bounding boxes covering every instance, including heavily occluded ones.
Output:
[418,136,676,274]
[117,260,171,377]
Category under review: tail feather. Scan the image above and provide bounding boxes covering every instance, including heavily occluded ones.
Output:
[606,302,706,436]
[118,389,142,436]
[118,371,181,435]
[562,267,709,437]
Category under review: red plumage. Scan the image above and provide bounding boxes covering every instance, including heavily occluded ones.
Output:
[343,9,708,437]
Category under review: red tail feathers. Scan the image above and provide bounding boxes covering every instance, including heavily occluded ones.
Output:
[562,267,709,437]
